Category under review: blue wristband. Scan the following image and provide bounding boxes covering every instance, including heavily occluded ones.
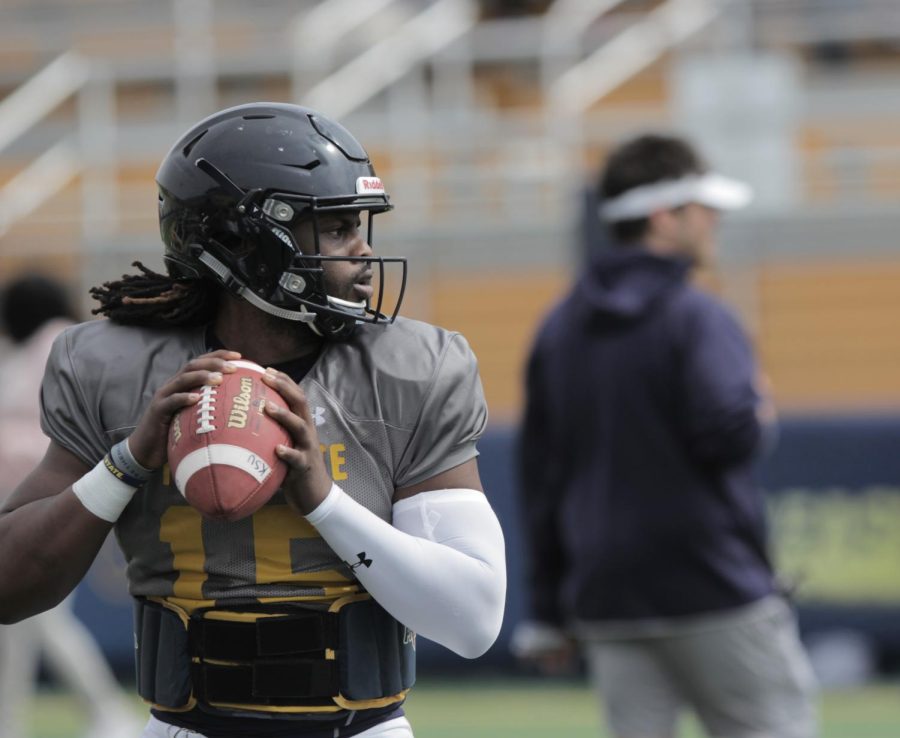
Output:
[106,439,154,488]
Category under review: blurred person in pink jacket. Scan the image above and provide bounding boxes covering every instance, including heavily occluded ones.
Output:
[0,274,141,738]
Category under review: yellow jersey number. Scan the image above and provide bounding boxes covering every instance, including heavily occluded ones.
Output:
[159,443,353,607]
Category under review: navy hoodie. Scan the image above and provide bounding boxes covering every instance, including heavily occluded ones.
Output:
[519,249,776,625]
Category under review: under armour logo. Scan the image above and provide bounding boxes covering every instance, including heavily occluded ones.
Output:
[349,552,372,571]
[313,407,326,427]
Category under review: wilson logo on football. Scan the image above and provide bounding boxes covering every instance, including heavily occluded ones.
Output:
[228,376,253,429]
[356,176,385,194]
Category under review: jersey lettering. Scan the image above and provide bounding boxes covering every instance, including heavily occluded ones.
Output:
[321,443,348,481]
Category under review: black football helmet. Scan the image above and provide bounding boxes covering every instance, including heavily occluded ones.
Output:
[156,102,407,339]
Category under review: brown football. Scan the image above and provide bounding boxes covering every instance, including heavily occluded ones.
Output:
[167,360,291,521]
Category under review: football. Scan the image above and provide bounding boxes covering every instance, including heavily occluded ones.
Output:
[167,360,292,522]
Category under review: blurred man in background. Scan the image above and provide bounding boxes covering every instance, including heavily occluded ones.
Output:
[0,273,141,738]
[512,134,818,738]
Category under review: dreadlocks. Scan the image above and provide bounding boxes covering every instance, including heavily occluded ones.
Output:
[90,262,218,328]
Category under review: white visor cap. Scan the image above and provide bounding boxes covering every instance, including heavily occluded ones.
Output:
[598,172,754,222]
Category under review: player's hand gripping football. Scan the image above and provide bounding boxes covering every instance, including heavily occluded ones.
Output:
[261,368,333,516]
[128,350,242,469]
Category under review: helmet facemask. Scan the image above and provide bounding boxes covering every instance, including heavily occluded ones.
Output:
[267,198,407,340]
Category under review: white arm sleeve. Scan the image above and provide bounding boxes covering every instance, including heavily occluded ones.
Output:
[306,485,506,659]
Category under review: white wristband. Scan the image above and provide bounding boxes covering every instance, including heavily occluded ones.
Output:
[71,457,140,523]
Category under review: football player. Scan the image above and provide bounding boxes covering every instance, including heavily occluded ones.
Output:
[0,103,507,738]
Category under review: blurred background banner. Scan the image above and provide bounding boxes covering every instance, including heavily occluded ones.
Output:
[2,0,900,684]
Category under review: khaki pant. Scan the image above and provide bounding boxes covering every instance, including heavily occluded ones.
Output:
[581,597,819,738]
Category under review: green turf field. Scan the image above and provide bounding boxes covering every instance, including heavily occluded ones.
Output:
[27,678,900,737]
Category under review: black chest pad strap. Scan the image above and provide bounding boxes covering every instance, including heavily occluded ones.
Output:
[133,596,416,714]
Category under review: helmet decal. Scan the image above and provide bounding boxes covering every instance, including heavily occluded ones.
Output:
[356,177,385,195]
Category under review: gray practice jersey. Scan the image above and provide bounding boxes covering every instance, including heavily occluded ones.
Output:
[40,317,487,614]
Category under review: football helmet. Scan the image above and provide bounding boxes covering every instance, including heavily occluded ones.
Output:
[157,102,406,339]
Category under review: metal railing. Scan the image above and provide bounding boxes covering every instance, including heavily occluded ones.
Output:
[297,0,480,120]
[548,0,721,115]
[0,53,90,238]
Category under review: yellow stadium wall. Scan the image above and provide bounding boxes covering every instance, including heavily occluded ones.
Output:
[413,262,900,423]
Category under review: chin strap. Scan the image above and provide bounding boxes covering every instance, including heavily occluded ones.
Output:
[197,250,316,323]
[327,294,367,314]
[197,248,365,340]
